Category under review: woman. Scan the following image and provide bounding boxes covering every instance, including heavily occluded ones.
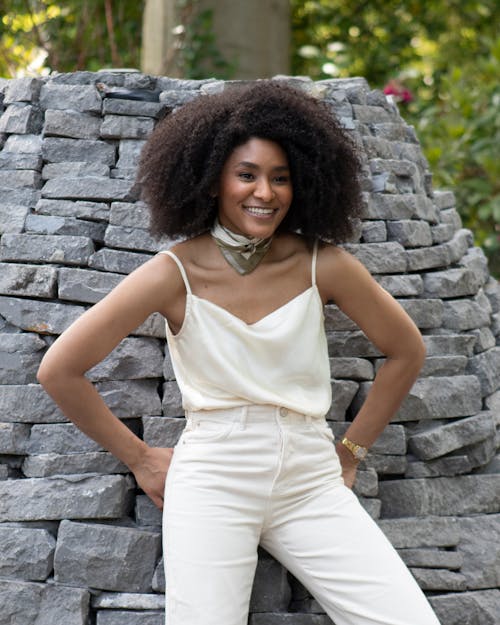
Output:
[37,81,441,625]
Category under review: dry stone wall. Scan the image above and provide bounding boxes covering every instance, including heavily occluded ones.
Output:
[0,71,499,625]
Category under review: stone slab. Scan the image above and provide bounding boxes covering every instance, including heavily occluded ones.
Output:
[466,347,500,396]
[89,248,153,274]
[42,138,115,165]
[54,520,161,592]
[35,198,110,220]
[92,592,164,609]
[41,176,133,202]
[342,241,407,273]
[161,381,183,417]
[40,83,102,112]
[374,274,423,296]
[430,590,500,625]
[42,161,110,179]
[58,267,124,304]
[378,475,500,517]
[87,336,164,380]
[423,267,482,298]
[0,384,67,423]
[0,296,85,334]
[142,416,186,448]
[24,213,106,240]
[22,451,128,477]
[456,515,500,590]
[0,233,95,265]
[377,517,460,548]
[0,332,46,384]
[96,611,164,625]
[0,263,57,298]
[43,109,101,139]
[0,474,133,521]
[100,115,154,139]
[0,204,29,234]
[0,526,55,580]
[398,548,463,570]
[410,567,467,591]
[0,422,30,454]
[96,380,162,417]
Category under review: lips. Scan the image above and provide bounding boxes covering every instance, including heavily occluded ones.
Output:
[243,206,276,215]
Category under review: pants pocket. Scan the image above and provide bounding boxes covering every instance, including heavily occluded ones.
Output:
[310,419,335,443]
[180,416,236,444]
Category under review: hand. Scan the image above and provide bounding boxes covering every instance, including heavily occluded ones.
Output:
[335,441,360,489]
[130,446,174,510]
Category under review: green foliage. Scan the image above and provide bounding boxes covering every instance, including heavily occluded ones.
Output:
[0,1,144,77]
[291,0,500,276]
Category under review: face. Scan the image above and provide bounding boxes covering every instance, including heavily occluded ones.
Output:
[216,137,293,238]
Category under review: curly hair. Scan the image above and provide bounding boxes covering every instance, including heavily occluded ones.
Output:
[137,80,362,242]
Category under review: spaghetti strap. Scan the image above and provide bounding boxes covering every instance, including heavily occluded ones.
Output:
[311,240,318,287]
[158,250,192,295]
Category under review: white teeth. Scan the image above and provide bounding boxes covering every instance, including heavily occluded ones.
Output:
[245,207,274,215]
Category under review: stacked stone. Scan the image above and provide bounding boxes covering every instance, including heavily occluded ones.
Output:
[0,72,498,625]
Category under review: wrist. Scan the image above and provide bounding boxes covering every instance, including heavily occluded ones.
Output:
[339,436,368,462]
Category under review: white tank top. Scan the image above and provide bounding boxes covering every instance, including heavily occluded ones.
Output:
[159,241,332,417]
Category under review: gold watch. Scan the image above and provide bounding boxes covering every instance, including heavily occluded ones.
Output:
[341,437,368,461]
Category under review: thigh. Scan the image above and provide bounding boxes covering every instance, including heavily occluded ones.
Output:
[260,483,441,625]
[162,426,264,625]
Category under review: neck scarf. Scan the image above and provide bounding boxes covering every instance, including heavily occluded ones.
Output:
[210,217,273,275]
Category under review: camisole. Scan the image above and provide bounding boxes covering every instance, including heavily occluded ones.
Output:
[159,241,332,417]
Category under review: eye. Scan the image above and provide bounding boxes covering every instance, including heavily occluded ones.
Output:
[274,175,290,184]
[238,172,255,181]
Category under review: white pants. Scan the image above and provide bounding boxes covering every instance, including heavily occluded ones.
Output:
[163,405,441,625]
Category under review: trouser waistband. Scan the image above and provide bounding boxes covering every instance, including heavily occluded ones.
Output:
[185,404,323,426]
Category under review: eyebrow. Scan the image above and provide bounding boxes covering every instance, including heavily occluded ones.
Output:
[235,161,290,171]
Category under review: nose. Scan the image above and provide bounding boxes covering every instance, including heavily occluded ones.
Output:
[254,177,274,202]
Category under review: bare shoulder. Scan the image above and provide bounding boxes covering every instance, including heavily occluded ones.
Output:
[315,242,374,302]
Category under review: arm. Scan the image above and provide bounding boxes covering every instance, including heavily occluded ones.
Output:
[37,253,185,509]
[316,245,426,487]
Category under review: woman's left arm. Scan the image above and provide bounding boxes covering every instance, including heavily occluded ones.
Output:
[317,245,426,487]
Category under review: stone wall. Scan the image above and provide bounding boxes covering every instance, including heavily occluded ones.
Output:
[0,71,498,625]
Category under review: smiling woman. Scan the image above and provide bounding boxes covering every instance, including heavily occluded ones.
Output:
[37,80,441,625]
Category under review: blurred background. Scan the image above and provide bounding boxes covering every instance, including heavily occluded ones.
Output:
[1,0,498,276]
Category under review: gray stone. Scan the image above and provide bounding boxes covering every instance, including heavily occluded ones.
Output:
[327,379,359,420]
[43,109,101,139]
[324,305,358,331]
[410,568,467,591]
[423,267,482,298]
[135,494,162,528]
[96,611,164,625]
[342,241,407,273]
[89,248,153,274]
[0,168,41,188]
[386,219,433,247]
[104,224,162,253]
[408,412,495,460]
[131,312,166,339]
[96,380,162,418]
[423,334,477,357]
[361,220,386,242]
[92,592,165,610]
[378,475,500,517]
[0,296,85,335]
[163,349,175,379]
[434,191,456,210]
[398,548,462,570]
[58,267,123,304]
[329,357,374,380]
[0,332,46,384]
[87,336,164,380]
[362,453,406,474]
[23,451,128,477]
[456,515,500,589]
[0,263,57,297]
[330,422,406,455]
[430,589,500,625]
[28,422,103,454]
[103,98,166,117]
[374,274,423,296]
[353,468,378,497]
[161,381,183,417]
[42,161,110,179]
[0,580,90,625]
[406,243,451,271]
[110,201,151,228]
[0,204,29,235]
[446,228,472,263]
[4,77,42,103]
[250,613,332,624]
[0,233,95,265]
[484,276,500,312]
[364,193,414,220]
[0,152,42,170]
[485,389,500,413]
[353,376,482,422]
[327,331,382,358]
[0,526,55,580]
[152,557,165,592]
[470,327,496,353]
[0,384,66,423]
[418,355,467,377]
[41,176,133,202]
[0,474,133,521]
[42,138,115,165]
[0,187,38,206]
[24,213,106,240]
[0,104,43,134]
[116,139,147,169]
[100,115,154,139]
[40,83,102,113]
[431,222,455,244]
[0,422,30,454]
[54,520,161,592]
[3,133,42,154]
[357,496,381,518]
[250,549,291,612]
[142,416,186,448]
[466,347,500,396]
[397,298,443,329]
[377,516,460,548]
[35,197,110,220]
[442,297,491,331]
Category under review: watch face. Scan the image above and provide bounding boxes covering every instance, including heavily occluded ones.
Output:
[355,447,367,460]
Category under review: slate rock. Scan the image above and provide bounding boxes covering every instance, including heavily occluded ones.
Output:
[327,379,359,420]
[0,204,29,234]
[42,161,110,179]
[0,526,56,580]
[423,267,482,298]
[250,549,291,612]
[0,104,43,134]
[35,197,110,220]
[54,520,161,592]
[397,298,443,329]
[42,137,115,165]
[100,114,154,139]
[0,263,57,297]
[0,422,30,454]
[418,355,467,377]
[96,379,162,417]
[41,176,133,202]
[398,548,463,570]
[92,592,165,610]
[342,241,407,273]
[378,474,500,517]
[410,567,467,591]
[23,451,128,477]
[28,422,103,454]
[430,589,500,625]
[0,332,46,384]
[135,494,162,528]
[96,611,164,625]
[58,267,124,304]
[43,109,101,139]
[456,515,500,589]
[161,381,183,417]
[466,347,500,396]
[4,76,43,103]
[377,517,460,548]
[0,233,95,265]
[0,296,85,335]
[40,83,101,113]
[89,247,152,274]
[0,474,133,521]
[374,273,423,296]
[142,416,186,448]
[386,219,433,247]
[87,336,164,380]
[329,357,374,381]
[0,384,66,423]
[24,213,106,240]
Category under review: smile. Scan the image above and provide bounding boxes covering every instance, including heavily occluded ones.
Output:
[243,206,276,215]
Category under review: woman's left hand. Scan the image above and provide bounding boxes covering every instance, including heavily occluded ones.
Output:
[335,441,360,489]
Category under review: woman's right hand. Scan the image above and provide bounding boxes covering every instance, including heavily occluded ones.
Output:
[130,446,175,510]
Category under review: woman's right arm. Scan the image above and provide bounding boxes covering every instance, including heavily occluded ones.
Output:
[37,253,184,509]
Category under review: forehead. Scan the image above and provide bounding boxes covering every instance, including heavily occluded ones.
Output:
[226,137,289,166]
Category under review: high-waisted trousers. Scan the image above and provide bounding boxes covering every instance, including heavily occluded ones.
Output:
[162,405,441,625]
